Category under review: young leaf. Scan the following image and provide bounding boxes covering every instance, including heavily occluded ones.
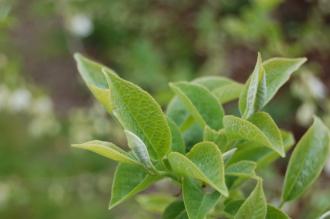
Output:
[282,117,330,202]
[168,142,228,196]
[169,82,224,130]
[248,112,285,157]
[262,57,307,107]
[212,82,243,104]
[266,205,291,219]
[182,178,220,219]
[223,148,237,163]
[234,180,267,219]
[223,115,272,149]
[71,140,139,165]
[136,193,175,213]
[103,68,171,159]
[74,53,112,113]
[226,161,257,178]
[203,126,228,151]
[124,130,156,171]
[163,201,189,219]
[110,163,160,209]
[168,118,186,154]
[239,53,266,118]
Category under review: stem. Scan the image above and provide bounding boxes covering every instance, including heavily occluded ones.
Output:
[279,200,285,209]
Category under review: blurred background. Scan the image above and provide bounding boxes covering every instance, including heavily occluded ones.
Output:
[0,0,330,218]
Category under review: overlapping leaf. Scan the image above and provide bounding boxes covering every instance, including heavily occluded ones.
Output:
[168,142,228,196]
[110,163,160,209]
[74,53,113,112]
[239,53,266,118]
[223,115,285,156]
[169,82,224,130]
[226,161,257,178]
[249,112,284,157]
[163,201,188,219]
[235,180,267,219]
[103,68,171,159]
[266,205,291,219]
[71,140,139,165]
[168,118,186,154]
[182,178,220,219]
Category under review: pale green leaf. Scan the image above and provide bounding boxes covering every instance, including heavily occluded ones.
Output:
[234,180,267,219]
[282,117,330,202]
[228,130,295,168]
[71,140,139,165]
[193,76,237,91]
[136,193,175,213]
[212,82,243,104]
[203,126,228,151]
[169,82,224,130]
[168,118,186,154]
[262,57,307,107]
[109,163,160,209]
[223,115,272,149]
[182,178,220,219]
[248,112,285,157]
[226,161,257,178]
[103,68,171,159]
[163,201,188,219]
[124,130,155,171]
[74,53,112,112]
[266,205,291,219]
[168,142,228,196]
[239,53,265,118]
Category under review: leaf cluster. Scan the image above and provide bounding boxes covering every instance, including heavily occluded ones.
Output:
[73,53,330,219]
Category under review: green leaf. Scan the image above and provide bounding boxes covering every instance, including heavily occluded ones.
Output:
[212,82,243,104]
[234,180,267,219]
[224,200,244,217]
[74,53,113,113]
[262,57,307,107]
[103,68,171,159]
[167,97,190,125]
[168,142,228,196]
[227,130,295,168]
[282,117,330,202]
[239,53,266,118]
[226,161,257,178]
[248,112,285,157]
[223,115,272,149]
[169,82,224,130]
[193,76,237,91]
[203,126,228,151]
[136,193,175,213]
[124,130,155,171]
[168,118,186,154]
[163,201,188,219]
[266,205,291,219]
[109,163,159,209]
[71,140,139,165]
[182,178,220,219]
